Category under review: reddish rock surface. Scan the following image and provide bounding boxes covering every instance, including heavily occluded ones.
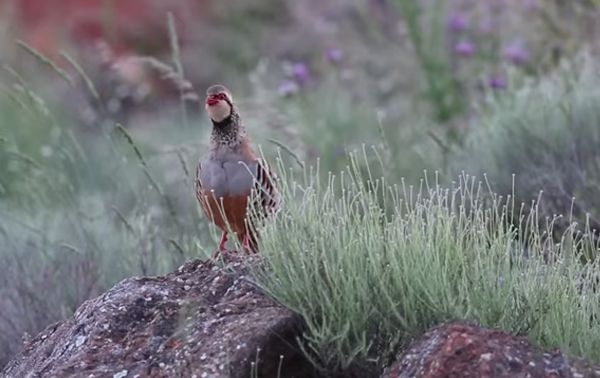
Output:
[383,322,600,378]
[2,257,315,378]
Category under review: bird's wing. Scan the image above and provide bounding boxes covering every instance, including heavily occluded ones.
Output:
[195,160,212,217]
[195,160,203,199]
[195,160,213,219]
[250,158,281,220]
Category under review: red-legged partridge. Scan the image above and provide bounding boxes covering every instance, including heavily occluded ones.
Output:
[196,84,280,257]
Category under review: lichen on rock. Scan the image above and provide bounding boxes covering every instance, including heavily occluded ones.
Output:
[2,257,314,378]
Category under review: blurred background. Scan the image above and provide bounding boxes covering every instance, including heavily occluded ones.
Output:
[1,0,600,368]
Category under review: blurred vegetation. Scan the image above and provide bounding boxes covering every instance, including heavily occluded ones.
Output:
[1,0,600,374]
[458,56,600,244]
[394,0,465,126]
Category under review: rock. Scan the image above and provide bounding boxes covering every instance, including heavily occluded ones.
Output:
[382,322,600,378]
[2,257,316,378]
[9,260,600,378]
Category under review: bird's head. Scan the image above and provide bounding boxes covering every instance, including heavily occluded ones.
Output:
[205,84,233,123]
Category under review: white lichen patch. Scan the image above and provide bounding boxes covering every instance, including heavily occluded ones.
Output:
[480,353,492,361]
[113,369,128,378]
[75,335,86,347]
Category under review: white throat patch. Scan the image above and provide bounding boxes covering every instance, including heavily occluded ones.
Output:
[206,101,231,122]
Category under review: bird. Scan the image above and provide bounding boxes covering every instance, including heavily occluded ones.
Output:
[195,84,280,257]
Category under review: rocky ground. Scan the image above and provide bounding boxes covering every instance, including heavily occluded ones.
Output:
[3,255,600,378]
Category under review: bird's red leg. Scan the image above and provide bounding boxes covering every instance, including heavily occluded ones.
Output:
[218,231,228,250]
[211,232,228,258]
[241,233,252,254]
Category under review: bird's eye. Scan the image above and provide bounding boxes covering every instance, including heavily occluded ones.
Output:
[217,93,227,100]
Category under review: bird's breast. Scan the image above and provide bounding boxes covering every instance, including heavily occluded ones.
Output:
[199,155,258,198]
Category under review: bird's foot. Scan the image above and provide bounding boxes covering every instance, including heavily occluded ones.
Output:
[242,235,250,253]
[217,231,228,250]
[211,248,228,259]
[241,234,258,255]
[211,232,229,259]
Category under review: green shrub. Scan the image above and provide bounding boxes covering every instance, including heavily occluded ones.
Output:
[392,0,464,125]
[253,157,600,375]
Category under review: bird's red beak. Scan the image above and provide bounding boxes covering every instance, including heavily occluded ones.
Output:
[206,95,220,106]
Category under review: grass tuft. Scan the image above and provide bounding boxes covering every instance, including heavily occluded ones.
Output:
[16,40,75,88]
[253,156,600,374]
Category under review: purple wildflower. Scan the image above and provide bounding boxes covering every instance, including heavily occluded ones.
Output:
[453,40,476,57]
[326,48,343,64]
[503,40,530,65]
[448,13,469,32]
[278,80,299,97]
[488,74,507,90]
[292,63,310,85]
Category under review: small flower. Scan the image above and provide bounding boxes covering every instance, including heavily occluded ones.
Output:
[453,40,476,57]
[488,74,507,90]
[291,62,310,85]
[277,80,299,97]
[503,40,530,65]
[448,13,469,32]
[326,48,343,64]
